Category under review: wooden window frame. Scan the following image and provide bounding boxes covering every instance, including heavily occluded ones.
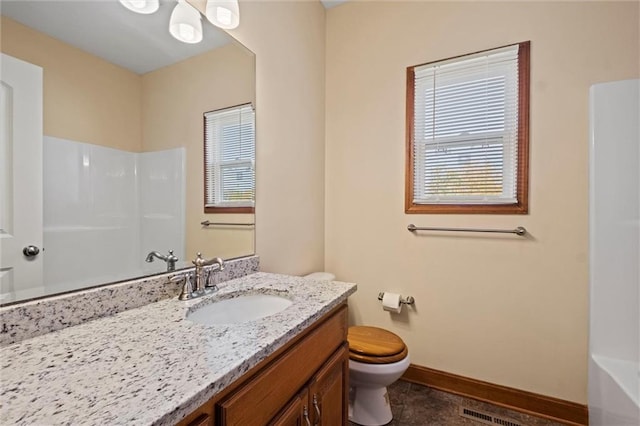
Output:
[204,205,254,214]
[203,103,255,214]
[405,41,530,214]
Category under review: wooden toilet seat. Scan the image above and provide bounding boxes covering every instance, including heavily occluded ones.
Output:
[348,326,408,364]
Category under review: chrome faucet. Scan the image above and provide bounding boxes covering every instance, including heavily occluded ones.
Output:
[145,250,178,271]
[192,253,225,295]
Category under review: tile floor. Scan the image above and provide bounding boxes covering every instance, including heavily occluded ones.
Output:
[350,380,566,426]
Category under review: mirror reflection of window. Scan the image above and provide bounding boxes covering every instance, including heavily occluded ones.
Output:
[204,103,255,213]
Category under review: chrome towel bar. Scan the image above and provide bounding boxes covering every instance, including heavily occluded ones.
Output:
[201,220,255,227]
[407,224,527,236]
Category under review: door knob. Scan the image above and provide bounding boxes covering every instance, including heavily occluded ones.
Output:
[23,245,40,257]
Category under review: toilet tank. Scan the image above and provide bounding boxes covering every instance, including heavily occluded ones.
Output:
[304,272,336,281]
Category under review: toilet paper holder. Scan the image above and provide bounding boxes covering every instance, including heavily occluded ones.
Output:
[378,292,415,305]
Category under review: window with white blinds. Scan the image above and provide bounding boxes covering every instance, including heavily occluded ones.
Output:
[204,104,255,211]
[406,42,529,214]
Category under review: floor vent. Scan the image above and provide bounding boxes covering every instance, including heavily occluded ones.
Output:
[458,406,524,426]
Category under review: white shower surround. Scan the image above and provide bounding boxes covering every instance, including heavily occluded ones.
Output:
[589,79,640,425]
[42,136,185,298]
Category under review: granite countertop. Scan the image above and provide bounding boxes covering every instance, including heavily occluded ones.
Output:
[0,272,356,425]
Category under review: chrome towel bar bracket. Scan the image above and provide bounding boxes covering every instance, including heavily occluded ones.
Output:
[407,224,527,236]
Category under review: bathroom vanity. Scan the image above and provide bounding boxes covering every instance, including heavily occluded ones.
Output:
[0,267,356,425]
[181,305,348,426]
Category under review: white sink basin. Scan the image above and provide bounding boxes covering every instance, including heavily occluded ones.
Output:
[187,293,293,325]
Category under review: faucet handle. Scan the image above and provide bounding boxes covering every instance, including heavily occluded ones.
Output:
[171,273,194,301]
[205,269,219,291]
[170,274,185,283]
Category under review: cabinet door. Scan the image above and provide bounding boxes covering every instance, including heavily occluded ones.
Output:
[308,344,349,426]
[217,308,347,426]
[270,390,311,426]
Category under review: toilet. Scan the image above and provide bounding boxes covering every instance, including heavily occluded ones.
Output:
[348,326,410,426]
[304,273,410,426]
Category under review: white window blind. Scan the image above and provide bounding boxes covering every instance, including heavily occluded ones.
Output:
[204,104,255,208]
[412,44,520,205]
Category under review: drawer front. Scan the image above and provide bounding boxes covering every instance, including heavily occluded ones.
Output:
[218,306,347,426]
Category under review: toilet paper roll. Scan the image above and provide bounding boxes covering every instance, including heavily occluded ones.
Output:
[382,292,402,314]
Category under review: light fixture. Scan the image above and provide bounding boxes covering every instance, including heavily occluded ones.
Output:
[120,0,239,44]
[169,0,203,44]
[205,0,240,30]
[118,0,159,14]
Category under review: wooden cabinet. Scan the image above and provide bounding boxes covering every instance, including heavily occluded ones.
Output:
[177,304,349,426]
[269,390,308,426]
[186,414,213,426]
[268,344,348,426]
[308,346,349,426]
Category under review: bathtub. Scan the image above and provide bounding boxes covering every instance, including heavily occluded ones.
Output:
[589,355,640,425]
[589,79,639,426]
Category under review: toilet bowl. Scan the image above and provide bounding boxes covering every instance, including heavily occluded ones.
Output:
[348,326,409,426]
[303,273,410,426]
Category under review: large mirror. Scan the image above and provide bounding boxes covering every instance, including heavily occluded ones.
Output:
[0,0,256,305]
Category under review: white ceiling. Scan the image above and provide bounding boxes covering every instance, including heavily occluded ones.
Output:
[1,0,233,75]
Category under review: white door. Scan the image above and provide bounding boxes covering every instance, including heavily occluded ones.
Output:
[0,53,43,302]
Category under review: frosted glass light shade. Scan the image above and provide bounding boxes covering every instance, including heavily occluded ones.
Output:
[205,0,240,29]
[119,0,159,14]
[169,0,203,44]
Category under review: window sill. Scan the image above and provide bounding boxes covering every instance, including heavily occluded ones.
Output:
[204,206,255,214]
[405,203,528,215]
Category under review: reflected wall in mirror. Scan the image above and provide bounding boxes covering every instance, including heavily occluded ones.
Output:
[0,0,256,305]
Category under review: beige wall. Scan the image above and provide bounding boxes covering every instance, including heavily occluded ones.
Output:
[0,16,142,152]
[4,1,328,274]
[325,1,639,404]
[141,43,255,260]
[214,0,328,274]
